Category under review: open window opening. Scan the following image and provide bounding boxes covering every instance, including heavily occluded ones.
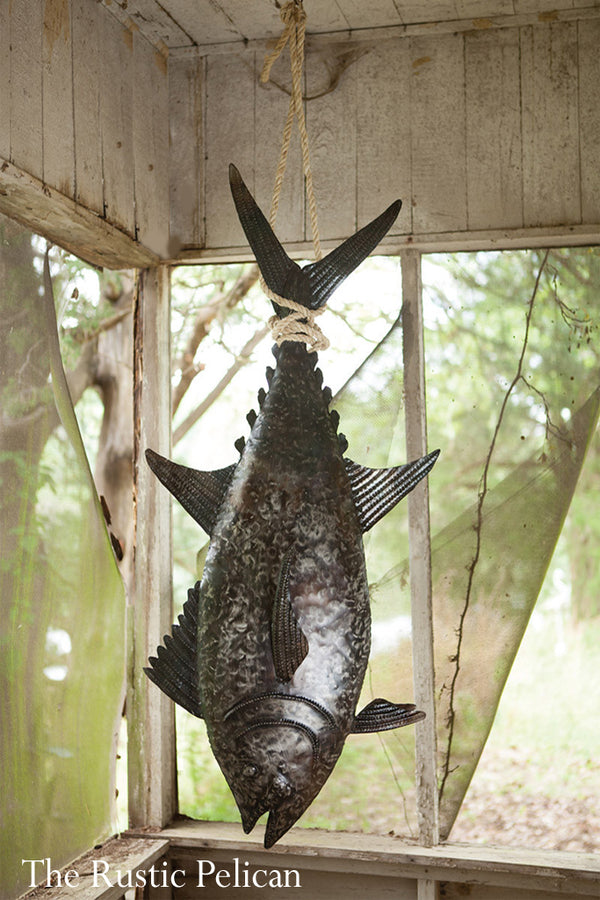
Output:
[3,221,598,898]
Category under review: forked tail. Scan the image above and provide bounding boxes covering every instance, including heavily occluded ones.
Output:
[229,164,401,315]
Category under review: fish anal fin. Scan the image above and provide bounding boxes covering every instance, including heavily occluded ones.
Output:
[351,698,425,733]
[345,449,440,533]
[145,583,203,718]
[271,551,309,683]
[146,448,236,535]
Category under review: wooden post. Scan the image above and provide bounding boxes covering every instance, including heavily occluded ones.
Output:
[401,249,440,859]
[129,265,177,827]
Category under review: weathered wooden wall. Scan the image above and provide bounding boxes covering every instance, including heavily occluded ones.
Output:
[0,4,598,268]
[0,0,170,269]
[171,15,600,260]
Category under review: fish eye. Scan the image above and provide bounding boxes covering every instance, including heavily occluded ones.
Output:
[242,764,258,778]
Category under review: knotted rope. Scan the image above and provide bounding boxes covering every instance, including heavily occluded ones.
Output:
[260,0,329,352]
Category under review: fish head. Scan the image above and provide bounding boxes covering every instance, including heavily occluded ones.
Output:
[226,719,326,848]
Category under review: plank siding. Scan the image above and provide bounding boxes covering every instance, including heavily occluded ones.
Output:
[465,27,523,230]
[10,0,44,179]
[578,17,600,225]
[133,32,170,257]
[520,22,581,228]
[254,60,305,246]
[100,12,135,235]
[169,54,205,250]
[307,44,358,241]
[195,18,599,256]
[204,52,256,248]
[409,32,468,235]
[355,40,412,235]
[42,0,75,198]
[72,0,104,215]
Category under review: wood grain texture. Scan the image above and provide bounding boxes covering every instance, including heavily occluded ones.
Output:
[129,819,600,895]
[577,17,600,224]
[100,11,135,233]
[0,2,11,161]
[401,249,439,848]
[355,40,412,234]
[409,32,468,234]
[72,0,104,214]
[465,27,523,230]
[169,54,205,250]
[520,21,581,227]
[255,56,305,245]
[133,32,170,257]
[130,266,176,829]
[10,0,43,178]
[42,0,75,198]
[204,52,256,247]
[306,43,357,241]
[0,157,159,269]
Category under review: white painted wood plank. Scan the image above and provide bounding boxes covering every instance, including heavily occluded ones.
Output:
[465,27,523,230]
[111,0,191,48]
[337,0,403,29]
[301,0,351,32]
[455,0,514,18]
[133,32,170,257]
[163,0,242,45]
[396,1,458,24]
[355,40,412,234]
[0,2,10,160]
[72,0,104,214]
[169,54,205,249]
[255,59,305,245]
[401,249,439,848]
[204,52,255,247]
[216,0,284,41]
[42,0,75,197]
[578,17,600,224]
[305,44,357,242]
[100,13,135,235]
[520,22,581,227]
[10,0,43,178]
[409,32,468,234]
[130,266,176,828]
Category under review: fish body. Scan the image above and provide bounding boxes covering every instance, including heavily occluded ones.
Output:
[145,166,439,847]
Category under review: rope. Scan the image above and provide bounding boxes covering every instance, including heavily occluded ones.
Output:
[260,0,329,352]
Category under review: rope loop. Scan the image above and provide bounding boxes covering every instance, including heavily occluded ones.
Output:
[260,275,330,353]
[260,1,329,351]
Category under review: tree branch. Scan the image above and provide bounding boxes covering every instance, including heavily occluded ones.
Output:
[173,323,270,446]
[172,264,259,415]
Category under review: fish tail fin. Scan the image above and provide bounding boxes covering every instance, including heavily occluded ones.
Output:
[229,164,401,313]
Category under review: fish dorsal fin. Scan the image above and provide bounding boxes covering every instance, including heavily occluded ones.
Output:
[229,164,401,311]
[144,583,203,718]
[351,698,425,733]
[146,448,236,535]
[344,449,440,533]
[271,551,309,683]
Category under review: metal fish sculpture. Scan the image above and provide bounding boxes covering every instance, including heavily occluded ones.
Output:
[145,165,439,848]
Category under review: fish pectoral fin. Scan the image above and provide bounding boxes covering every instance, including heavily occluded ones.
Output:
[351,698,425,733]
[144,582,204,718]
[271,551,309,683]
[344,449,440,533]
[146,448,236,535]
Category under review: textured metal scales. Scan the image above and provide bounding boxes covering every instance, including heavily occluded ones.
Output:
[144,165,439,848]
